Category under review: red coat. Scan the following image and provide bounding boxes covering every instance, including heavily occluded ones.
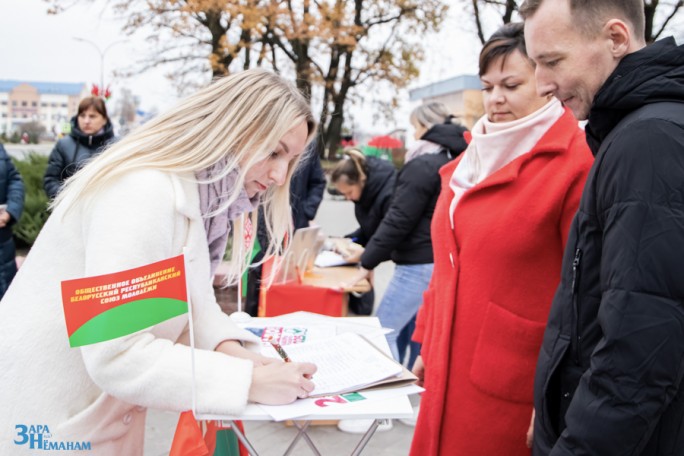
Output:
[411,109,593,456]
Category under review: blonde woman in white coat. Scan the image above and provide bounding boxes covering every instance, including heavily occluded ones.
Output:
[0,69,317,455]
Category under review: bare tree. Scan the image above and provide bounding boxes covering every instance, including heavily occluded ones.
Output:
[644,0,684,42]
[47,0,447,157]
[459,0,683,44]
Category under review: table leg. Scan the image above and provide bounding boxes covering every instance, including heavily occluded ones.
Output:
[225,420,260,456]
[284,420,321,456]
[350,419,383,456]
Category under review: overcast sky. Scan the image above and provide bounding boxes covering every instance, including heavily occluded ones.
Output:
[0,0,482,133]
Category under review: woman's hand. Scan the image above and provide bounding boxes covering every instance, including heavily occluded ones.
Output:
[249,361,318,404]
[526,409,535,448]
[0,209,10,228]
[341,244,364,264]
[215,340,278,367]
[340,267,370,290]
[412,355,426,388]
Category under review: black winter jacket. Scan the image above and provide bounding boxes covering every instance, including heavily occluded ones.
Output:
[43,116,115,199]
[534,37,684,456]
[0,144,24,298]
[360,122,467,269]
[346,157,396,246]
[290,150,326,230]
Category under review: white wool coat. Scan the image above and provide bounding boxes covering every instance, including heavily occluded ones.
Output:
[0,169,260,455]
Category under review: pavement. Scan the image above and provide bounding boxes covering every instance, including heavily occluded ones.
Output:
[144,192,417,455]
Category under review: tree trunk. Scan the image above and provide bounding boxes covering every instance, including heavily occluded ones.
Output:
[323,50,354,157]
[204,10,231,77]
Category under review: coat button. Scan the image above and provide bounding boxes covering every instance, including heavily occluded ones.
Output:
[562,392,570,399]
[123,413,133,425]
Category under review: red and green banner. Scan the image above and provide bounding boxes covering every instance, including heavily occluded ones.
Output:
[61,255,188,347]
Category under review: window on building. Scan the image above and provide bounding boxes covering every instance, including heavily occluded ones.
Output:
[12,101,17,106]
[0,101,6,106]
[32,101,37,107]
[51,102,57,107]
[22,114,27,118]
[61,103,67,108]
[21,101,27,107]
[41,102,47,107]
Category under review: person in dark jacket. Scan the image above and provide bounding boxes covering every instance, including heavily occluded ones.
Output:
[43,96,115,199]
[329,150,396,317]
[523,0,684,453]
[333,150,397,246]
[0,144,24,299]
[289,145,326,231]
[337,110,468,363]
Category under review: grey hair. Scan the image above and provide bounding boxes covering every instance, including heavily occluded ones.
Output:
[410,102,454,130]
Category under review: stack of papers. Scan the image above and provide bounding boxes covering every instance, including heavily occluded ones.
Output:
[314,250,353,268]
[279,332,415,397]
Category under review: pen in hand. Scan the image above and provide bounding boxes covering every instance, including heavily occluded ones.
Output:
[270,342,313,380]
[270,342,291,363]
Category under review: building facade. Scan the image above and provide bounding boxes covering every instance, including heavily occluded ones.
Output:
[0,81,88,137]
[409,74,484,129]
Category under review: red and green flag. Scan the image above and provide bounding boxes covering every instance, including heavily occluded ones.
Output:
[61,254,188,347]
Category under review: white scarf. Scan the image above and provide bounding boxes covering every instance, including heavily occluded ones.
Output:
[405,139,442,163]
[449,98,564,226]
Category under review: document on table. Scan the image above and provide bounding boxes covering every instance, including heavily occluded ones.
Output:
[242,324,336,348]
[250,311,393,337]
[314,250,353,267]
[282,332,412,397]
[259,384,425,421]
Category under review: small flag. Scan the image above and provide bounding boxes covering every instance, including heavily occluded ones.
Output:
[61,255,188,347]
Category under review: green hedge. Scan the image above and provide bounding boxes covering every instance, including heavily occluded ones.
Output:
[11,153,50,247]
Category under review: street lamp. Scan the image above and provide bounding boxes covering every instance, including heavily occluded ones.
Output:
[73,37,127,90]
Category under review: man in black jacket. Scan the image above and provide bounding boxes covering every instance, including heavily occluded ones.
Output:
[522,0,684,454]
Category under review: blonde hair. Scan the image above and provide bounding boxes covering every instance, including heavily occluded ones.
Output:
[54,68,316,284]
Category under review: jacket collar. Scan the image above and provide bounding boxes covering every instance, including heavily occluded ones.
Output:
[586,37,684,154]
[441,108,578,192]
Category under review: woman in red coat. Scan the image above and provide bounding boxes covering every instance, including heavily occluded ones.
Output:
[410,23,593,455]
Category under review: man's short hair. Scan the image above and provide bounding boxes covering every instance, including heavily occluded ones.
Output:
[519,0,645,40]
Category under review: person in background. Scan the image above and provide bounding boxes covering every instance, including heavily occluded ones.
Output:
[244,143,327,316]
[331,148,396,317]
[335,112,467,435]
[522,0,684,453]
[0,69,317,455]
[0,144,24,299]
[43,96,116,200]
[290,142,327,231]
[346,103,467,367]
[410,23,593,455]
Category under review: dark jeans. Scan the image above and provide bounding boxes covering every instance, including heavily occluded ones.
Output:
[396,315,420,370]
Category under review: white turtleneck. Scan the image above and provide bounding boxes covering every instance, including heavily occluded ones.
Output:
[449,98,564,227]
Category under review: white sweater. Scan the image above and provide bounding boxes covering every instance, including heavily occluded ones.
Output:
[0,169,260,455]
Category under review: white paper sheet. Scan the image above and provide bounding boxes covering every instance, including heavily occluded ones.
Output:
[259,384,424,421]
[281,332,403,397]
